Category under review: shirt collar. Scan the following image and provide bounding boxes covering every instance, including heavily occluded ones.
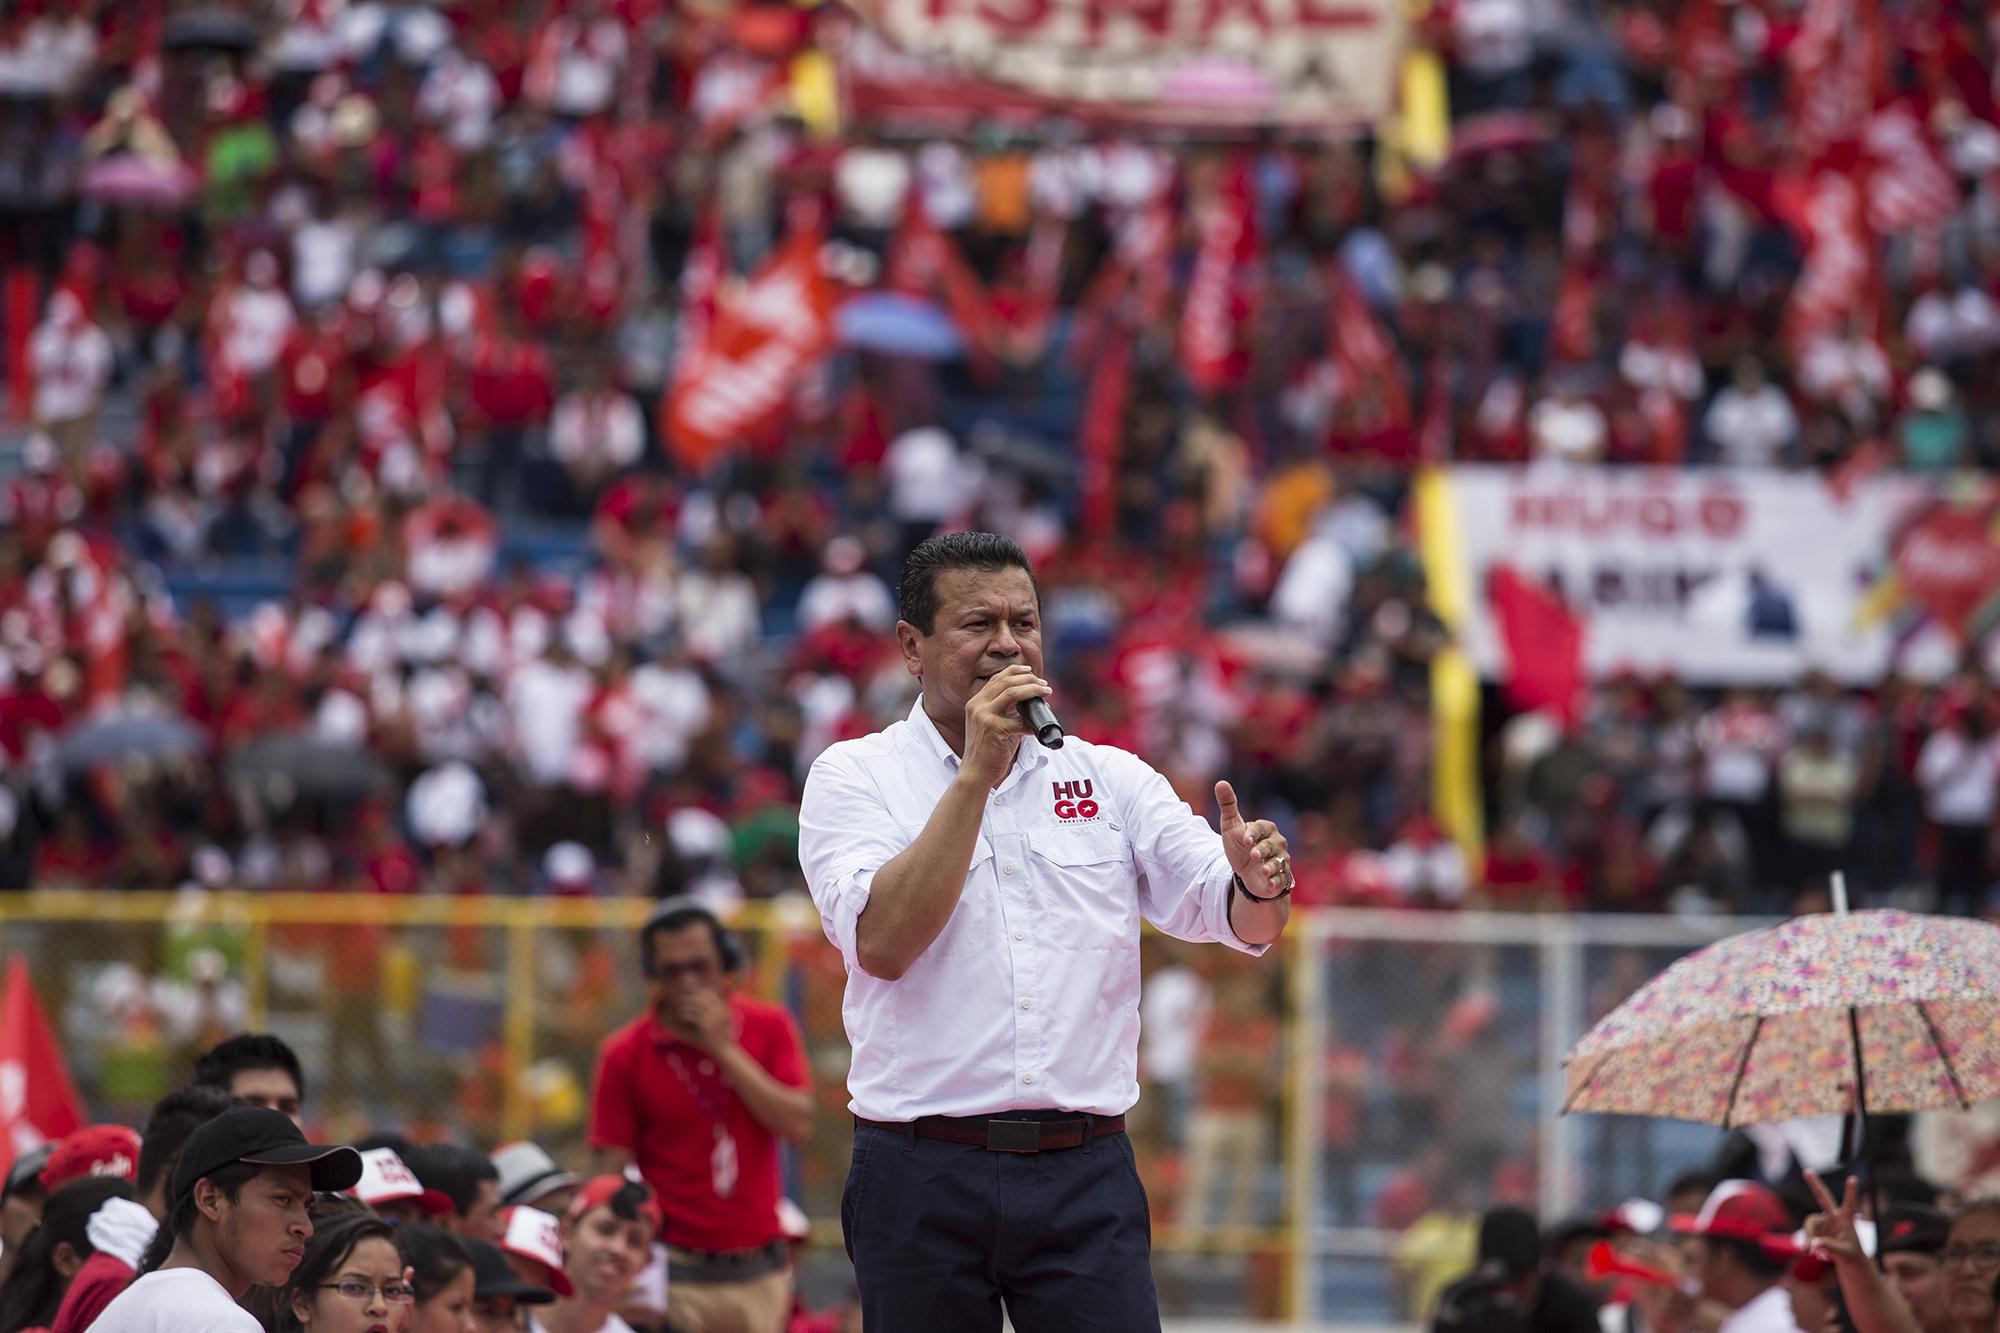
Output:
[908,694,1050,787]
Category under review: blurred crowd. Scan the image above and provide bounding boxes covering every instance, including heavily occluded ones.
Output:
[0,0,1998,914]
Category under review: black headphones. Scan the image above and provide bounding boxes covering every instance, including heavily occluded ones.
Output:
[640,896,742,973]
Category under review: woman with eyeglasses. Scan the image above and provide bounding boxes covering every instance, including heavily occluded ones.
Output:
[1939,1201,2000,1333]
[394,1227,477,1333]
[246,1212,416,1333]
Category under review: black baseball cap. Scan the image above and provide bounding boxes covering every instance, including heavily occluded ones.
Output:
[466,1239,556,1306]
[1478,1206,1543,1278]
[169,1107,362,1205]
[3,1145,53,1198]
[1879,1203,1950,1257]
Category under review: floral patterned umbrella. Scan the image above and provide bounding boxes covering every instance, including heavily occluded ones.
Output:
[1564,909,2000,1126]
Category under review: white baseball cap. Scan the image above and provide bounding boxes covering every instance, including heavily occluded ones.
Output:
[499,1206,575,1297]
[350,1148,453,1215]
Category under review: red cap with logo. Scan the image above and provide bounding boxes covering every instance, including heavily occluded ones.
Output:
[565,1175,662,1233]
[1667,1181,1803,1259]
[42,1126,141,1191]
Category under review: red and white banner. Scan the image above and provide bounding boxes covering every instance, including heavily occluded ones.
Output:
[1785,169,1875,350]
[0,957,83,1180]
[845,0,1403,129]
[1862,103,1958,235]
[1178,164,1257,395]
[666,227,837,472]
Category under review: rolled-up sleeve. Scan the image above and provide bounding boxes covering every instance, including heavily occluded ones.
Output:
[1108,751,1269,957]
[799,746,910,967]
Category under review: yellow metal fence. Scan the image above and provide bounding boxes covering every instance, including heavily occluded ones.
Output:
[0,892,1304,1321]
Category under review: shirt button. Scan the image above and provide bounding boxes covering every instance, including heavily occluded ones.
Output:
[1022,1074,1035,1084]
[1002,861,1017,875]
[1013,930,1026,941]
[1020,999,1033,1010]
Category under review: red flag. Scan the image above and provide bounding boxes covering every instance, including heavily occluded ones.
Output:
[1078,321,1133,534]
[1008,213,1068,364]
[3,268,36,424]
[0,956,83,1180]
[1178,162,1257,396]
[1326,262,1410,427]
[887,193,1001,379]
[666,225,836,472]
[1487,565,1585,727]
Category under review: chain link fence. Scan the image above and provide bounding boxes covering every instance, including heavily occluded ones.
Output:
[0,895,1757,1324]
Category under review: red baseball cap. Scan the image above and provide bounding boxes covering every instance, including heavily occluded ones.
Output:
[1668,1181,1803,1260]
[499,1206,575,1297]
[42,1126,141,1191]
[565,1175,661,1233]
[349,1148,453,1215]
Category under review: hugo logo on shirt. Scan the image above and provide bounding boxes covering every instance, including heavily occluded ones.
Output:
[1051,779,1100,821]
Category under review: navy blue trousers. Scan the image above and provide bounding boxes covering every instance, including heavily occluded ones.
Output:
[841,1120,1162,1331]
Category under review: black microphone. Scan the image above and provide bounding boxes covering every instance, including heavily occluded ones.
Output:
[1019,697,1064,749]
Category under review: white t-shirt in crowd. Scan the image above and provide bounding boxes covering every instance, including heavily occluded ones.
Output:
[89,1268,263,1333]
[530,1313,638,1333]
[1717,1283,1805,1333]
[1916,729,2000,827]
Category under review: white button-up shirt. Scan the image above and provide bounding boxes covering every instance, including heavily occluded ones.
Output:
[800,698,1266,1121]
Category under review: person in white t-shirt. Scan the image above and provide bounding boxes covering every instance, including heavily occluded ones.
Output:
[528,1179,655,1333]
[91,1108,362,1333]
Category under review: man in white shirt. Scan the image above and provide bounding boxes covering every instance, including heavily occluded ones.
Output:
[91,1107,361,1333]
[1668,1181,1806,1333]
[798,532,1293,1330]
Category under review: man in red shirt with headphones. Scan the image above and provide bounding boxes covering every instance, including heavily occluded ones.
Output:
[587,898,811,1333]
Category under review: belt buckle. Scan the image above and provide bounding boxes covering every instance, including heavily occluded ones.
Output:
[987,1119,1042,1152]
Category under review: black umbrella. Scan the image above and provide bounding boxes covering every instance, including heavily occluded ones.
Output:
[162,9,259,53]
[58,714,204,773]
[227,734,391,801]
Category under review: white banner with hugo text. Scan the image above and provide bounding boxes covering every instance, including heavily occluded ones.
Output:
[1435,465,1992,685]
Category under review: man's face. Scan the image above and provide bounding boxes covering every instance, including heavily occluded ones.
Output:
[564,1207,650,1303]
[229,1068,304,1128]
[213,1163,315,1289]
[0,1190,43,1254]
[1692,1239,1730,1304]
[451,1180,505,1244]
[471,1295,521,1333]
[645,923,726,1010]
[898,567,1043,724]
[1882,1252,1946,1331]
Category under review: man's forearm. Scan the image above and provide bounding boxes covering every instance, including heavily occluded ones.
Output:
[852,771,990,980]
[593,1145,635,1174]
[1228,882,1290,946]
[715,1043,814,1144]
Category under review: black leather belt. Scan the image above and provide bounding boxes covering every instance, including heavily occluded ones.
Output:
[854,1113,1127,1152]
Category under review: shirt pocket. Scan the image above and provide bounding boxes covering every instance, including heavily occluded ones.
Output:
[1027,823,1136,951]
[904,826,997,959]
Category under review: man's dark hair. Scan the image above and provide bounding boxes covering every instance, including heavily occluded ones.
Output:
[137,1159,260,1275]
[402,1145,498,1219]
[1713,1235,1788,1281]
[897,532,1039,634]
[192,1034,306,1104]
[137,1084,236,1200]
[596,1180,655,1225]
